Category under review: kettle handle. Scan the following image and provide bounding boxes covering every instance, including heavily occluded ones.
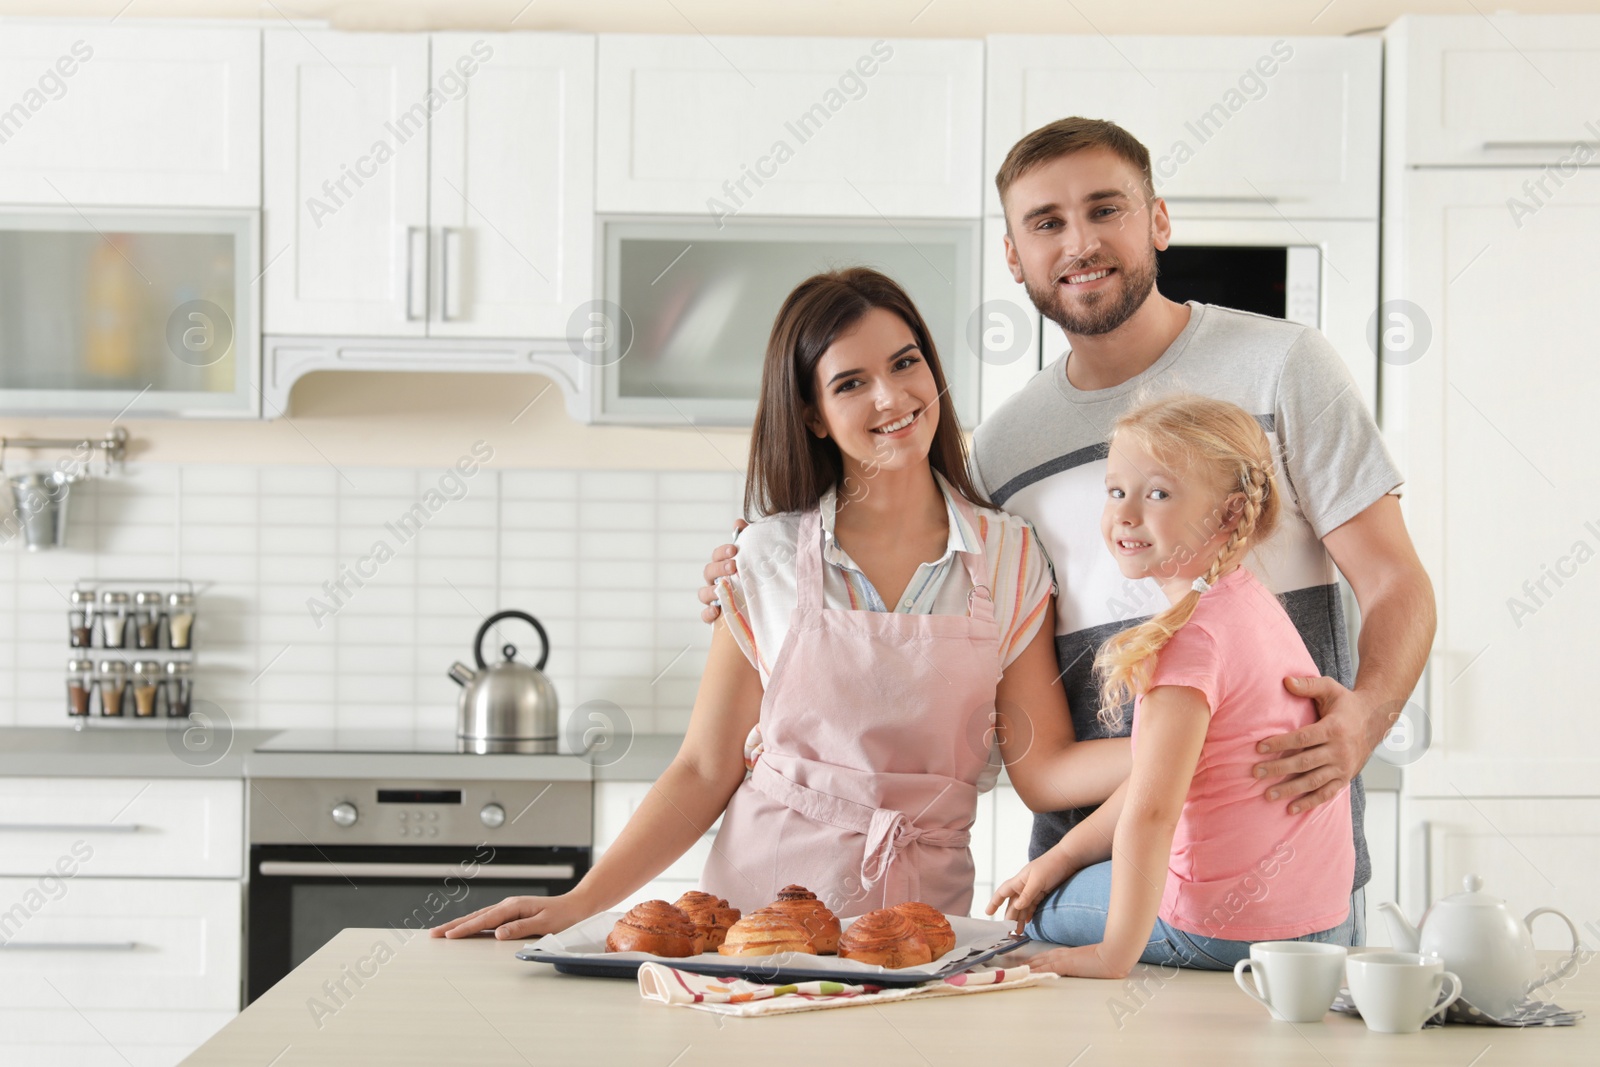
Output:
[473,610,550,672]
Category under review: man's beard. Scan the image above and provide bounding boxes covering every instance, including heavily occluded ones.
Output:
[1023,248,1160,337]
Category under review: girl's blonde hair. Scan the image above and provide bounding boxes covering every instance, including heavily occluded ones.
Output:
[1094,394,1282,728]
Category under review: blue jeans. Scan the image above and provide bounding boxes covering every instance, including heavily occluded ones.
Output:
[1023,860,1364,971]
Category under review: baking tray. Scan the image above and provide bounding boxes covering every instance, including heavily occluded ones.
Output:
[517,912,1032,988]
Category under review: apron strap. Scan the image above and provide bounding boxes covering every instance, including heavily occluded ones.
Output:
[748,758,970,907]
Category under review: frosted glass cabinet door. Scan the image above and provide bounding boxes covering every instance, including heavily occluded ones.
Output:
[0,209,258,416]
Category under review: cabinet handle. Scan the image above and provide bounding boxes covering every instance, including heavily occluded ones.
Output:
[0,941,138,951]
[441,227,463,322]
[405,226,427,321]
[0,822,139,834]
[258,861,575,880]
[1483,140,1600,151]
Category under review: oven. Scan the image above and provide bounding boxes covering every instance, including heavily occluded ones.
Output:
[246,777,590,1004]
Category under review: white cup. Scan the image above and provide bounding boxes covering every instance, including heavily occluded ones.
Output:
[1346,951,1463,1034]
[1233,941,1348,1023]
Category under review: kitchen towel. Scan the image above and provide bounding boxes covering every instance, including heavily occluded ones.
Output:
[1331,989,1584,1027]
[637,963,1057,1017]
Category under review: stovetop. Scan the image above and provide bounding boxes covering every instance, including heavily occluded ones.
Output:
[255,729,578,757]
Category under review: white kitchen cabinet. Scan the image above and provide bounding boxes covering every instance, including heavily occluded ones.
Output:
[1382,167,1600,798]
[264,30,431,337]
[1396,798,1600,952]
[596,35,982,218]
[976,216,1044,423]
[1386,14,1600,168]
[0,23,259,208]
[0,777,243,879]
[428,33,595,339]
[1362,790,1399,947]
[265,30,595,341]
[992,784,1033,895]
[984,36,1381,220]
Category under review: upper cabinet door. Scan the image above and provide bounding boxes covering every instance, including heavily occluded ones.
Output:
[596,35,983,218]
[0,24,259,207]
[429,33,595,339]
[1387,14,1600,168]
[264,30,431,338]
[985,36,1381,220]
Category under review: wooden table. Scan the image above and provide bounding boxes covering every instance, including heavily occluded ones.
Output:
[187,932,1597,1065]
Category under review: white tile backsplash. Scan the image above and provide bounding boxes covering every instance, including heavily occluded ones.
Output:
[0,465,745,733]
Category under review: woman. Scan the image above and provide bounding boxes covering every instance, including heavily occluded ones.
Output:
[433,268,1126,940]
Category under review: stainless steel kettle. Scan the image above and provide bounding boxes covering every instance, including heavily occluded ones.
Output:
[448,610,559,754]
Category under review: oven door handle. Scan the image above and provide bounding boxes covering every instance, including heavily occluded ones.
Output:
[257,861,576,880]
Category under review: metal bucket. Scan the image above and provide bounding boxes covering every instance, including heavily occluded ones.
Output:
[7,471,75,550]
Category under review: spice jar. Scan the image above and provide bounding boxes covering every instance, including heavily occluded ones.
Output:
[131,660,163,718]
[100,591,130,649]
[164,660,192,718]
[97,660,128,717]
[166,592,195,650]
[70,589,95,648]
[67,658,94,717]
[134,591,164,650]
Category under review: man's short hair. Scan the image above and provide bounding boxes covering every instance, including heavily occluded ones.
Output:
[995,117,1155,211]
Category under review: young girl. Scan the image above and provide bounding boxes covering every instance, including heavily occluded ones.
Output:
[988,393,1355,976]
[434,268,1127,940]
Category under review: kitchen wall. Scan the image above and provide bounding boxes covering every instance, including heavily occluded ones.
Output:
[0,457,744,736]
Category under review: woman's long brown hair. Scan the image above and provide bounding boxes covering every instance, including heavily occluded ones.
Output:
[744,267,989,518]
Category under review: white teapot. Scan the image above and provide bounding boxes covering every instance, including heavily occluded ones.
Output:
[1376,874,1582,1017]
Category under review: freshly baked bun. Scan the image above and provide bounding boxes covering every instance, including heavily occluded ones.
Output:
[674,891,741,951]
[718,911,818,957]
[762,889,841,954]
[838,908,934,969]
[891,901,956,959]
[605,900,701,957]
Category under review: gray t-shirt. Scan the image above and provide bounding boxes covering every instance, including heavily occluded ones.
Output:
[972,301,1404,894]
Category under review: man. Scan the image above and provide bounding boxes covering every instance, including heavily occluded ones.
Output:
[703,117,1435,939]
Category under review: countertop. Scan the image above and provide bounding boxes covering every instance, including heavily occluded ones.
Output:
[0,728,1401,788]
[186,930,1594,1065]
[0,727,682,782]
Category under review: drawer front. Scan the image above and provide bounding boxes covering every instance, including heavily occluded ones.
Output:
[0,778,243,878]
[0,877,240,1010]
[0,1009,233,1067]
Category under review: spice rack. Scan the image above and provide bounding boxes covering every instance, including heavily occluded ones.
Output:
[67,578,196,725]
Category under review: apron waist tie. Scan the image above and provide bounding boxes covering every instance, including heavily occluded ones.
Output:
[749,759,970,906]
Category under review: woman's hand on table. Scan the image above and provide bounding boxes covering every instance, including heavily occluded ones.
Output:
[430,892,592,940]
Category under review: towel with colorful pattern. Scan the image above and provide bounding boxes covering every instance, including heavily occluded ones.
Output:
[636,963,1057,1017]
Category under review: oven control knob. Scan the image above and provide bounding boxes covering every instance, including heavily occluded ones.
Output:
[479,803,506,829]
[330,802,359,828]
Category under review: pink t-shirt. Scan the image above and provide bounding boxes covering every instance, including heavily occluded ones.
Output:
[1130,566,1355,940]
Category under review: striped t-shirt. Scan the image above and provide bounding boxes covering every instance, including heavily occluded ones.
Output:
[716,470,1056,784]
[971,302,1404,891]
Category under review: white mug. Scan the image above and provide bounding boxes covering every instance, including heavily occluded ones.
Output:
[1346,951,1463,1034]
[1233,941,1348,1023]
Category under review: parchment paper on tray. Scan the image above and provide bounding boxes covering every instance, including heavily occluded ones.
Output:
[520,911,1029,983]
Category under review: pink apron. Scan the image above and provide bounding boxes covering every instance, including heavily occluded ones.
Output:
[700,496,1003,918]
